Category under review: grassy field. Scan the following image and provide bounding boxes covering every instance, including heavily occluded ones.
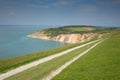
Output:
[40,25,107,37]
[52,30,120,80]
[0,39,94,74]
[64,27,95,32]
[1,25,118,79]
[1,25,104,74]
[5,41,98,80]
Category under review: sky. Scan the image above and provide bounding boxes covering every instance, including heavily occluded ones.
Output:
[0,0,120,27]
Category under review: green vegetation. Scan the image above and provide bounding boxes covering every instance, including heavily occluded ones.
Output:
[1,25,108,74]
[0,40,93,74]
[64,27,94,32]
[5,41,97,80]
[52,30,120,80]
[39,25,106,37]
[1,25,119,80]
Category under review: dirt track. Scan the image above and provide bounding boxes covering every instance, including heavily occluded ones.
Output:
[0,39,100,80]
[42,40,103,80]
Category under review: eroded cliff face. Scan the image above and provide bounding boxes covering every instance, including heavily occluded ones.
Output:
[27,32,51,40]
[27,32,103,44]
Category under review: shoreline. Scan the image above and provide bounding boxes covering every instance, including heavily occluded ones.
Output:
[27,32,103,44]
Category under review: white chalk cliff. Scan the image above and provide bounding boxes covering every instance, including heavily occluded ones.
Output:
[27,32,102,44]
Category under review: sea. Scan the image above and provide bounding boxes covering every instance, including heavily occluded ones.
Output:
[0,25,66,59]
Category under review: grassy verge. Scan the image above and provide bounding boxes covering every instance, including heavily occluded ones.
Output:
[52,30,120,80]
[5,41,97,80]
[0,40,95,74]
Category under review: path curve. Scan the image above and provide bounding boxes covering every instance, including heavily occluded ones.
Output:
[42,40,103,80]
[0,39,100,80]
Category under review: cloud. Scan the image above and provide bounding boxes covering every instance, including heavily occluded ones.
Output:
[9,12,16,16]
[92,0,120,6]
[77,1,99,13]
[29,4,49,8]
[0,0,75,9]
[29,0,74,8]
[52,0,72,6]
[110,0,120,5]
[80,4,98,12]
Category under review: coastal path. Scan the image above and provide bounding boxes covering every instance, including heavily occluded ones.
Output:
[0,39,101,80]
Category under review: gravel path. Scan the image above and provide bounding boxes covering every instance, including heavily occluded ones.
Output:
[42,40,103,80]
[0,39,100,80]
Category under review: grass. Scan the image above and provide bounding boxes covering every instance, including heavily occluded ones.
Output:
[39,25,106,37]
[5,41,97,80]
[0,40,93,74]
[52,30,120,80]
[64,27,95,32]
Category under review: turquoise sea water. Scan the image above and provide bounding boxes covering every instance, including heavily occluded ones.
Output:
[0,25,65,59]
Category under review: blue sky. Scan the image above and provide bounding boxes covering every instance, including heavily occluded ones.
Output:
[0,0,120,27]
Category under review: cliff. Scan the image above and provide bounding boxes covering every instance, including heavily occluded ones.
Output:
[27,26,105,44]
[27,32,103,44]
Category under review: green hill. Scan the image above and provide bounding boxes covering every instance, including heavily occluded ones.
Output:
[38,25,110,37]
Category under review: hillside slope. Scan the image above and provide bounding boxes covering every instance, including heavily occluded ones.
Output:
[52,30,120,80]
[27,25,104,44]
